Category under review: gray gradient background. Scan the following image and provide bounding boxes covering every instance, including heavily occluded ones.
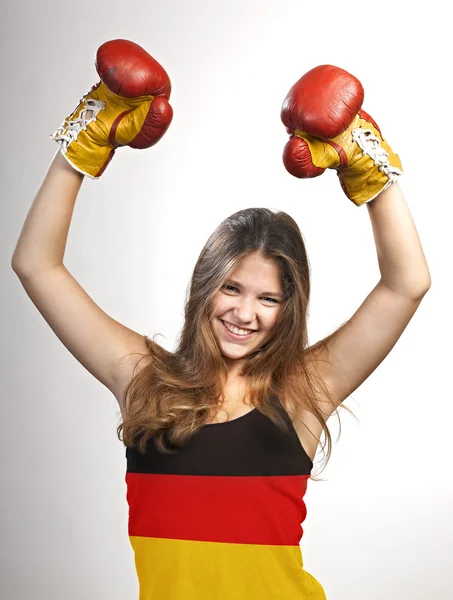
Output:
[2,1,451,598]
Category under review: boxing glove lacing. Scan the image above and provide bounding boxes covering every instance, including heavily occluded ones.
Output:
[352,127,403,182]
[51,97,105,152]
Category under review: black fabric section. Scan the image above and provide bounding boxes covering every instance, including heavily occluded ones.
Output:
[126,394,312,476]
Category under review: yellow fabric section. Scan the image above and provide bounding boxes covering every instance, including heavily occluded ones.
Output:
[129,535,326,600]
[294,130,341,170]
[52,82,155,178]
[114,99,154,146]
[294,113,402,206]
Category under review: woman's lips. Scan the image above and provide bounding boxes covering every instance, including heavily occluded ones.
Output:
[221,319,256,341]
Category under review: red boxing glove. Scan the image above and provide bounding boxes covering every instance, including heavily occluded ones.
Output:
[51,39,173,178]
[281,65,402,206]
[95,39,172,150]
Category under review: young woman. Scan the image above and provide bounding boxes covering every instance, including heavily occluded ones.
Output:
[11,41,431,600]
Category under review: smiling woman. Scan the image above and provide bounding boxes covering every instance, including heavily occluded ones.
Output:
[117,206,339,461]
[119,207,335,600]
[209,252,283,374]
[11,36,432,600]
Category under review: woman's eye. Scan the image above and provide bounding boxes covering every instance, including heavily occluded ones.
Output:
[222,286,279,303]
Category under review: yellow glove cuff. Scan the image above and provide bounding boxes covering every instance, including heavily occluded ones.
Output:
[51,82,155,179]
[295,113,403,206]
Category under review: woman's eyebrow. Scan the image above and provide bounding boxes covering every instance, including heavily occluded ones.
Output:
[226,279,283,297]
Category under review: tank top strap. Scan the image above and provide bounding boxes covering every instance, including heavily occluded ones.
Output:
[268,391,293,428]
[268,392,313,470]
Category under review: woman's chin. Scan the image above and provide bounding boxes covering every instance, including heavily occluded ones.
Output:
[219,342,260,361]
[220,347,247,360]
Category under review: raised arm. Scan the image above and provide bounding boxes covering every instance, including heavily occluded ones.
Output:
[11,39,174,415]
[280,65,431,419]
[313,181,431,417]
[11,151,151,411]
[12,150,83,272]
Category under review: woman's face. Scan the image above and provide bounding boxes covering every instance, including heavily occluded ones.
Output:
[210,252,283,373]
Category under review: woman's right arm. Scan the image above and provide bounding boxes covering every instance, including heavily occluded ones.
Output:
[12,40,173,412]
[11,151,149,410]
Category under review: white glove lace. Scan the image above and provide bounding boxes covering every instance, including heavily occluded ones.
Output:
[352,127,402,184]
[51,97,105,152]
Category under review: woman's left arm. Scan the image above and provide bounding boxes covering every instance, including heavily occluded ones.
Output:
[281,64,432,416]
[367,181,431,296]
[309,182,431,418]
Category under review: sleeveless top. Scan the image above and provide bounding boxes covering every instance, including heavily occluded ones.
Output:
[125,393,327,600]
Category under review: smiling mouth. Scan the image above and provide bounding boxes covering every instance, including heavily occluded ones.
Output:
[221,320,257,334]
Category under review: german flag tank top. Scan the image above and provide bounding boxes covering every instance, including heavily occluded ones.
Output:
[125,393,327,600]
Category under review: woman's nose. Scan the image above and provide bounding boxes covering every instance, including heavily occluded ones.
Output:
[232,299,256,325]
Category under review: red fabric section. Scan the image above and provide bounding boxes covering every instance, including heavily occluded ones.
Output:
[126,472,309,546]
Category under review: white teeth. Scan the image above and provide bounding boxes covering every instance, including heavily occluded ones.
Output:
[223,321,254,335]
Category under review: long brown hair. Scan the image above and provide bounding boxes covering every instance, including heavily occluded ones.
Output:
[116,208,355,478]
